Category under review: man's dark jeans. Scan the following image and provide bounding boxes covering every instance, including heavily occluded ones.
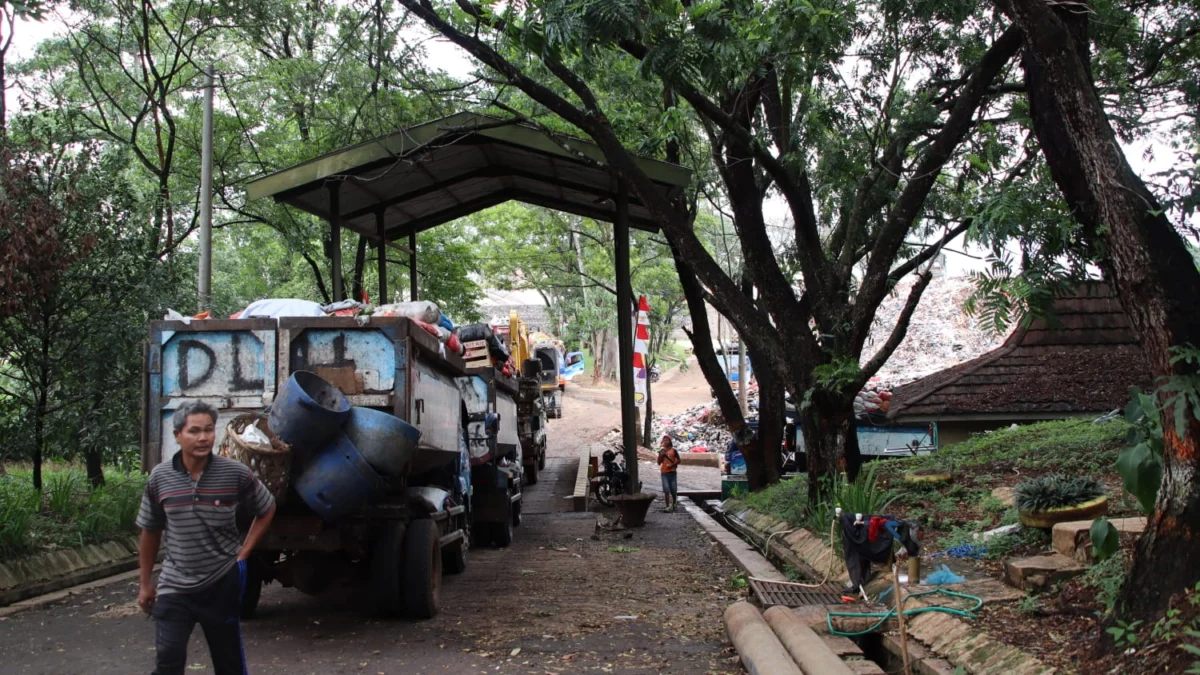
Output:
[151,560,248,675]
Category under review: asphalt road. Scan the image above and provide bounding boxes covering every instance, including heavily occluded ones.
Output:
[0,390,740,675]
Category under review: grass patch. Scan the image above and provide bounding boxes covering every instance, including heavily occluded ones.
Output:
[0,466,145,561]
[744,475,808,526]
[877,418,1130,482]
[607,545,639,553]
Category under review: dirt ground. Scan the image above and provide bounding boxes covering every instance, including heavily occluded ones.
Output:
[0,384,741,675]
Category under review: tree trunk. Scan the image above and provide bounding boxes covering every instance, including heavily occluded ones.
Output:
[998,0,1200,625]
[85,448,105,488]
[591,328,607,385]
[33,397,44,491]
[755,360,785,485]
[800,391,857,503]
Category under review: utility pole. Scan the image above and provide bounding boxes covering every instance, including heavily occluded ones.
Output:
[197,65,214,310]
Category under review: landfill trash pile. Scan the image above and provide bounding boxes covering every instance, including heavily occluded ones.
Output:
[864,274,1006,384]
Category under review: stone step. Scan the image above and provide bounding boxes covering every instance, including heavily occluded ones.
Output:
[1052,516,1146,563]
[1004,553,1088,591]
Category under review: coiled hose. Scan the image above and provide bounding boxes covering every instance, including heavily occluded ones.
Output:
[827,588,984,637]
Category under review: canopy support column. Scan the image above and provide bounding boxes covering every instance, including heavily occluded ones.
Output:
[376,209,387,303]
[409,232,418,301]
[329,182,343,302]
[615,179,639,494]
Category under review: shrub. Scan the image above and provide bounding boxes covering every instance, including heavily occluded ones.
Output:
[0,477,39,557]
[45,469,86,519]
[1014,474,1106,512]
[744,475,808,526]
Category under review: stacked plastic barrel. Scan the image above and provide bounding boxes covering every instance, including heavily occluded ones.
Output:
[269,371,422,522]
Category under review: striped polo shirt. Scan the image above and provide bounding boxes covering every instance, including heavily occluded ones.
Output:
[137,452,274,594]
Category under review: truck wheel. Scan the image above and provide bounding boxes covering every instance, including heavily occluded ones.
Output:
[443,525,468,576]
[370,522,406,616]
[525,460,538,485]
[239,558,264,619]
[402,519,442,619]
[538,451,546,471]
[512,500,522,528]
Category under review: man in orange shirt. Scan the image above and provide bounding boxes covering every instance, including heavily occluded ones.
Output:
[657,435,681,512]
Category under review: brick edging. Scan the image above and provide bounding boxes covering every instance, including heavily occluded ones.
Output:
[0,536,140,608]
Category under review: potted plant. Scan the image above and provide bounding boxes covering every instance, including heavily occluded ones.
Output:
[1015,474,1108,528]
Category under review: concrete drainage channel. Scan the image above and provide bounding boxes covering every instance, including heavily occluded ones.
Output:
[686,497,1053,675]
[684,497,898,675]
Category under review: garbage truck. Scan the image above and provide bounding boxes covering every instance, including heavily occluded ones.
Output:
[487,311,547,483]
[140,314,526,620]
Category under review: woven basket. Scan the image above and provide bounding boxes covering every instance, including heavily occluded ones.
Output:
[217,413,292,503]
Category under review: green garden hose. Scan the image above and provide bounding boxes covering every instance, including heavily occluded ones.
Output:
[826,588,984,637]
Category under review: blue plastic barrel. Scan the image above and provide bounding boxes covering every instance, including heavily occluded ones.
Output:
[344,406,421,477]
[293,432,383,522]
[269,371,351,454]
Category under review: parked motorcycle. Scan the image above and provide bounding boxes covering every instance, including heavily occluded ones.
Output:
[595,448,631,507]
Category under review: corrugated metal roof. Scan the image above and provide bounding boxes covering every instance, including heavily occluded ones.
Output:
[244,112,691,239]
[887,282,1153,421]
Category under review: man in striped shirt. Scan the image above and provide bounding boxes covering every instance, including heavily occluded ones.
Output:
[137,400,276,675]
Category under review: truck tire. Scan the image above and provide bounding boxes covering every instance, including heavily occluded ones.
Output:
[525,459,538,485]
[512,500,522,528]
[239,558,264,619]
[493,501,514,548]
[370,521,406,616]
[538,451,546,471]
[443,525,468,576]
[402,519,442,619]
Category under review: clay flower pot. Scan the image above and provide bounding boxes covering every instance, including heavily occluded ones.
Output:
[611,493,657,527]
[1018,495,1109,529]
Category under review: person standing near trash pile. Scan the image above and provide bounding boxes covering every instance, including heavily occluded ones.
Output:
[657,435,681,512]
[137,400,277,675]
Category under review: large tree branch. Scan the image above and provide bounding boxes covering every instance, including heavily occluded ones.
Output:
[848,25,1023,357]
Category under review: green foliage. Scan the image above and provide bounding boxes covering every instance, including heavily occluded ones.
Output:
[1014,474,1105,512]
[0,476,40,557]
[45,470,85,519]
[1107,619,1145,648]
[834,464,896,516]
[1083,548,1131,616]
[744,475,808,527]
[0,467,145,560]
[1090,517,1121,563]
[1120,387,1167,514]
[877,418,1130,483]
[1017,594,1041,615]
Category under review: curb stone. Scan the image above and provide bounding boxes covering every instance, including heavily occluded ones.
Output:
[0,536,140,608]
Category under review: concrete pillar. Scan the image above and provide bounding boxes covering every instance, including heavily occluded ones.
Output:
[409,232,418,301]
[329,182,343,302]
[376,209,387,303]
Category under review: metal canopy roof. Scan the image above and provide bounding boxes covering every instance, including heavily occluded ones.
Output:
[245,112,691,238]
